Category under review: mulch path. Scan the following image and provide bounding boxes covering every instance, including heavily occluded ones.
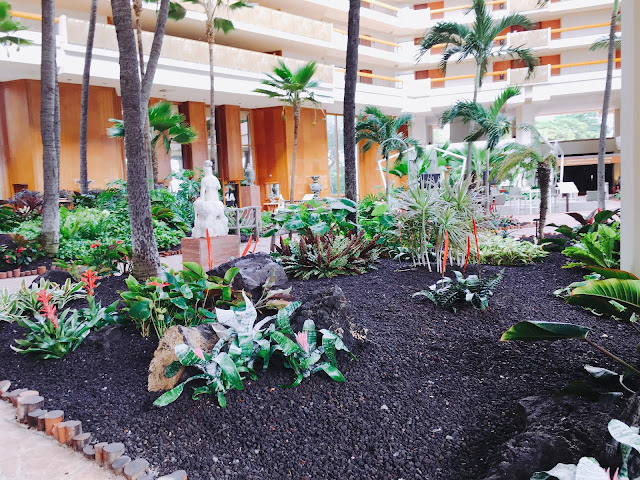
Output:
[0,253,635,479]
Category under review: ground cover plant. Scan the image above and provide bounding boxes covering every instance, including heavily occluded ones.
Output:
[479,235,548,266]
[263,197,357,237]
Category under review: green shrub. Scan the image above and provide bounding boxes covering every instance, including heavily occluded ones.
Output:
[273,230,380,279]
[561,223,620,270]
[263,198,357,237]
[413,270,504,311]
[479,235,548,265]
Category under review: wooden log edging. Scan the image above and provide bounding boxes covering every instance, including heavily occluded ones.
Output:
[0,379,189,480]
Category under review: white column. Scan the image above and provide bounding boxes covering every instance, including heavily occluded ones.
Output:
[515,102,536,144]
[620,0,640,276]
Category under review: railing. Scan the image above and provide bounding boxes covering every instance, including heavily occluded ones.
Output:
[361,0,400,13]
[334,67,403,85]
[9,10,58,23]
[226,207,261,240]
[333,28,400,48]
[430,0,506,14]
[551,58,622,71]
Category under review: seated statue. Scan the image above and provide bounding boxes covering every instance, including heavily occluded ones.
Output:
[192,160,229,238]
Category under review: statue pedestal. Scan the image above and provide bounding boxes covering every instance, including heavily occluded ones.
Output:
[181,235,240,271]
[240,185,261,207]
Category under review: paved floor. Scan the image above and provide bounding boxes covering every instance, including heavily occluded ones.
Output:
[0,401,116,480]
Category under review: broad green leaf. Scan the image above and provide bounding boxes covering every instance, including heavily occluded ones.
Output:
[180,284,194,299]
[541,463,577,480]
[568,279,640,320]
[182,262,207,279]
[314,363,345,382]
[584,364,618,380]
[128,300,151,320]
[585,267,638,280]
[214,352,244,391]
[223,267,239,284]
[170,296,188,310]
[165,361,183,378]
[574,457,611,480]
[501,321,591,342]
[153,383,185,407]
[270,331,304,356]
[175,344,204,366]
[608,419,640,454]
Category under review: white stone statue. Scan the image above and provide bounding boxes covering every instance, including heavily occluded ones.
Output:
[192,160,229,238]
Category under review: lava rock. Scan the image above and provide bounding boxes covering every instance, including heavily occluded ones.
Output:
[291,285,368,350]
[483,395,616,480]
[208,252,288,300]
[148,325,218,392]
[31,269,74,287]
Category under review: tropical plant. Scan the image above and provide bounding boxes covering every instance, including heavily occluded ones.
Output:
[497,125,557,239]
[343,0,360,225]
[355,106,425,200]
[154,294,275,408]
[531,419,639,480]
[0,205,20,232]
[479,236,547,266]
[16,278,86,316]
[544,209,620,252]
[268,309,352,388]
[0,1,30,47]
[108,101,198,185]
[165,168,203,228]
[567,277,640,322]
[254,60,322,201]
[417,0,538,175]
[441,86,521,209]
[55,239,132,278]
[0,289,22,323]
[274,230,380,280]
[357,194,399,256]
[562,224,620,270]
[413,269,504,311]
[121,262,239,338]
[11,290,99,359]
[263,197,357,238]
[8,190,43,220]
[0,234,42,268]
[77,269,120,329]
[251,270,295,313]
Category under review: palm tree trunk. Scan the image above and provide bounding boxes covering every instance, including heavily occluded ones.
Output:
[484,148,491,210]
[79,0,97,195]
[385,153,390,201]
[290,103,301,203]
[597,0,619,210]
[536,161,550,240]
[41,0,60,256]
[343,0,360,225]
[110,0,161,279]
[206,15,218,172]
[466,66,481,181]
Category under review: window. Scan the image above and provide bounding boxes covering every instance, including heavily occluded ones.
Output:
[535,112,614,142]
[240,110,253,170]
[326,115,345,195]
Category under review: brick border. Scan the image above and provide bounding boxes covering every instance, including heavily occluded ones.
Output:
[0,379,187,480]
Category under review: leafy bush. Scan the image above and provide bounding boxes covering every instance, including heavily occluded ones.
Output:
[357,193,400,257]
[165,169,202,229]
[121,262,239,338]
[0,206,20,232]
[7,190,43,219]
[0,234,43,268]
[274,230,380,279]
[263,198,357,237]
[562,224,620,270]
[545,208,620,252]
[0,289,22,323]
[413,270,504,311]
[479,236,548,266]
[55,239,132,278]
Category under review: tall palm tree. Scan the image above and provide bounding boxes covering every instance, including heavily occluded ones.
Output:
[40,0,60,256]
[497,126,556,240]
[417,0,537,177]
[181,0,251,175]
[254,60,322,202]
[440,86,521,209]
[79,0,98,195]
[591,0,620,210]
[0,1,31,47]
[355,106,425,200]
[110,0,162,279]
[343,0,360,223]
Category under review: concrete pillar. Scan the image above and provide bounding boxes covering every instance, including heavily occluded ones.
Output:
[620,0,640,276]
[515,102,536,144]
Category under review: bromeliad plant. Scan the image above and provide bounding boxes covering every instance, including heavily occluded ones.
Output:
[273,229,380,280]
[17,278,86,316]
[122,262,240,338]
[413,269,505,311]
[479,235,548,266]
[11,289,99,359]
[562,224,620,270]
[268,302,352,388]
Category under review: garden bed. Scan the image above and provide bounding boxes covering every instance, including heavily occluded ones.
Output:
[0,253,634,479]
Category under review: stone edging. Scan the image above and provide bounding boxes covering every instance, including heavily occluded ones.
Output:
[0,379,187,480]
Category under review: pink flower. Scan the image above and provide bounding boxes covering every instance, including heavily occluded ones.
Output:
[192,348,205,361]
[116,240,123,244]
[606,468,619,480]
[90,242,101,249]
[295,331,309,353]
[146,280,170,288]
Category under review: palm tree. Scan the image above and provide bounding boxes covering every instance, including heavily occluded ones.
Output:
[181,0,251,175]
[0,1,30,47]
[497,126,556,240]
[40,0,60,256]
[79,0,98,195]
[591,0,620,210]
[254,60,322,202]
[355,106,425,200]
[343,0,360,224]
[108,101,198,167]
[417,0,537,177]
[110,0,162,279]
[440,86,521,209]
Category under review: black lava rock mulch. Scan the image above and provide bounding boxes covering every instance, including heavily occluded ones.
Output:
[0,254,635,480]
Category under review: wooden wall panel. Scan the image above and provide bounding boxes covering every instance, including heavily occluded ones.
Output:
[289,107,329,200]
[252,107,289,204]
[357,142,384,199]
[216,104,244,181]
[180,101,208,172]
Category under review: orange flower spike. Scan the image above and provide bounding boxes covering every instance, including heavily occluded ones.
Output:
[442,230,449,277]
[463,236,471,274]
[472,217,481,265]
[36,290,52,307]
[81,269,98,297]
[242,236,253,257]
[206,229,213,271]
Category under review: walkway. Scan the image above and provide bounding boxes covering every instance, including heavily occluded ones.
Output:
[0,401,116,480]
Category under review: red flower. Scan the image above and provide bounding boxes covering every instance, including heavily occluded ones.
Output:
[81,269,98,297]
[36,290,58,328]
[147,280,170,288]
[116,240,123,244]
[36,290,52,306]
[90,242,101,249]
[16,247,23,254]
